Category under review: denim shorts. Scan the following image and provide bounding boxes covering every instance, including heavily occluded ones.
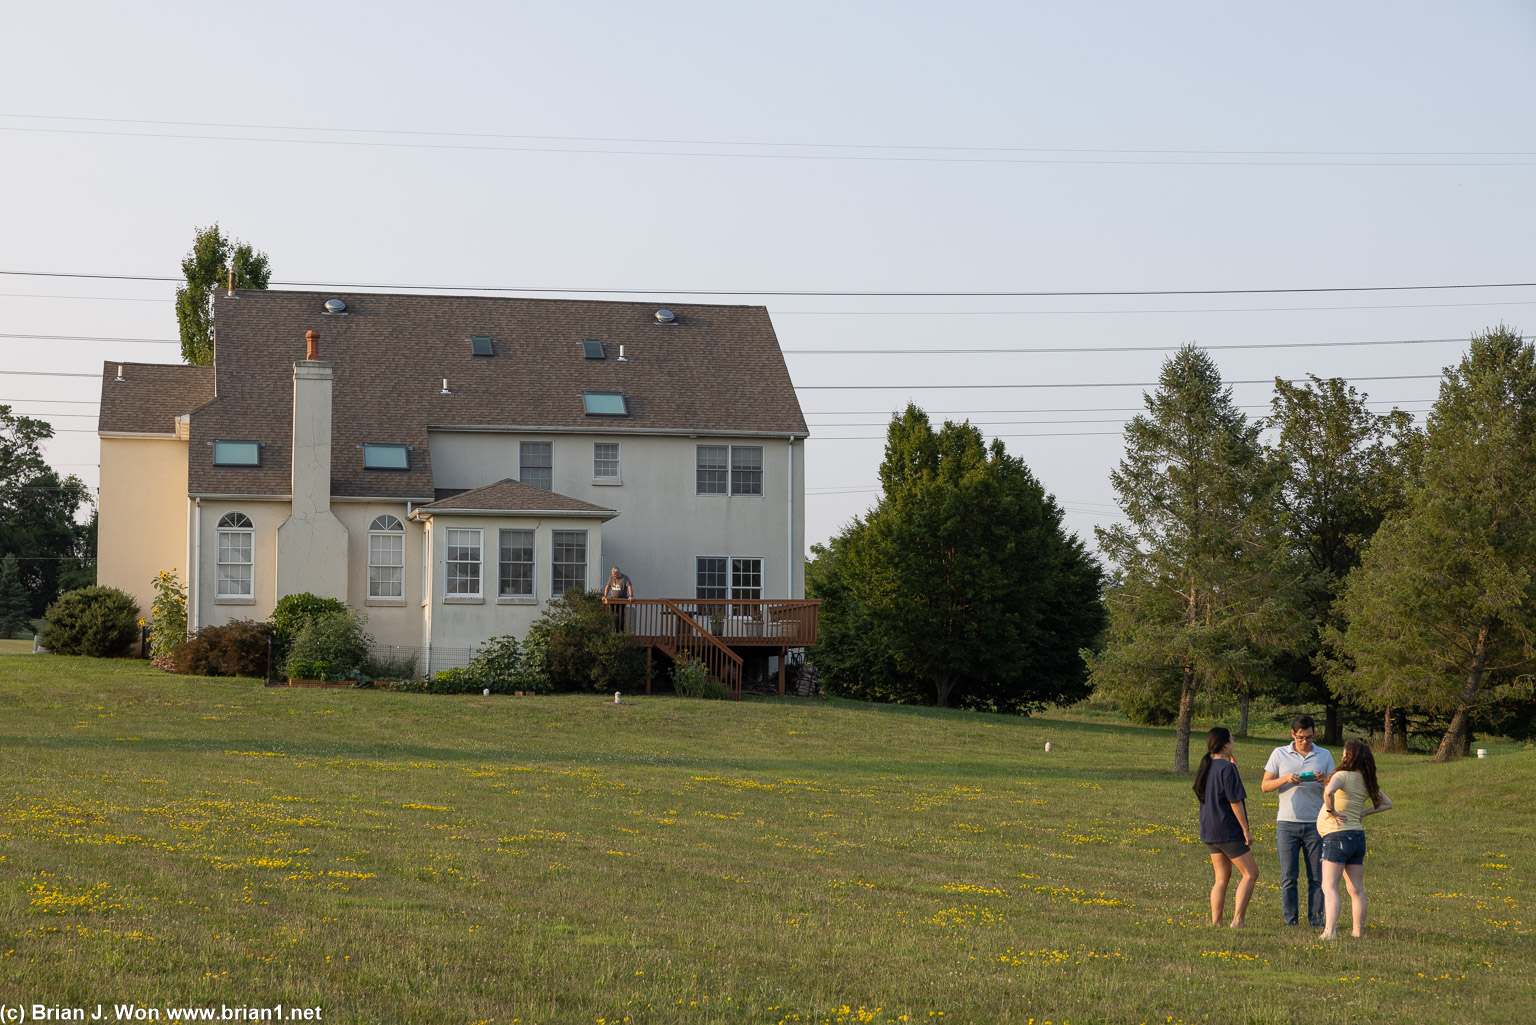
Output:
[1321,830,1366,866]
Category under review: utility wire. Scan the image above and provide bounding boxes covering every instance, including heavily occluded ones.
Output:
[2,268,1535,299]
[797,374,1442,390]
[6,112,1532,158]
[6,121,1534,167]
[783,336,1495,355]
[0,331,1503,355]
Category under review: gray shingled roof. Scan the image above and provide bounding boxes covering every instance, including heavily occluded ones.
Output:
[98,362,214,435]
[177,290,806,500]
[417,478,617,518]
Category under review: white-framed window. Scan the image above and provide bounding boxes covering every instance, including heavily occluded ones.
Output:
[730,446,763,496]
[521,441,552,491]
[445,528,482,597]
[551,530,587,596]
[697,445,763,496]
[696,556,762,601]
[499,529,534,598]
[593,442,620,481]
[368,515,405,598]
[216,512,254,597]
[696,445,728,495]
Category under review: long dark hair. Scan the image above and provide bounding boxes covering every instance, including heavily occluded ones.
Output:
[1193,726,1233,803]
[1338,739,1382,806]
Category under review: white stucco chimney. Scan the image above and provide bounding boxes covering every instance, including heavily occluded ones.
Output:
[276,329,350,600]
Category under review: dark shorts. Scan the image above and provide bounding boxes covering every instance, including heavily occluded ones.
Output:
[1321,830,1366,866]
[1206,840,1251,858]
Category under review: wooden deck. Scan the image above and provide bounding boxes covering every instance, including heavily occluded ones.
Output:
[610,598,820,699]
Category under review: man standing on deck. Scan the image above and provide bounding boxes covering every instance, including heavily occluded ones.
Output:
[1260,715,1335,927]
[603,566,634,630]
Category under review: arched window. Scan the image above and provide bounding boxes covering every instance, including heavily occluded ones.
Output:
[368,515,405,599]
[216,512,254,598]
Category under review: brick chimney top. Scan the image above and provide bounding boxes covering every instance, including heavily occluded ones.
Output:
[306,330,320,361]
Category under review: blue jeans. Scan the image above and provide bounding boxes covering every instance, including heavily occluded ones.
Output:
[1276,820,1323,925]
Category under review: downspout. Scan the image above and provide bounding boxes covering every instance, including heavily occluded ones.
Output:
[190,497,201,633]
[786,435,794,599]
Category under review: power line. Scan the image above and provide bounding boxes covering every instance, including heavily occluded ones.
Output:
[0,333,176,344]
[6,120,1535,167]
[0,370,101,379]
[2,267,1536,299]
[0,291,169,303]
[778,299,1536,317]
[783,336,1491,355]
[7,112,1533,158]
[797,374,1442,391]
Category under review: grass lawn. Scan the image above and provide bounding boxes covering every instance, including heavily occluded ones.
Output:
[1,655,1531,1024]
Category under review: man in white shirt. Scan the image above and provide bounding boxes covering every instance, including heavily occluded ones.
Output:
[1261,715,1335,927]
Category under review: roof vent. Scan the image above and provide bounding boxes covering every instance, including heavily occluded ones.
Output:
[323,298,348,316]
[654,309,676,325]
[115,364,125,382]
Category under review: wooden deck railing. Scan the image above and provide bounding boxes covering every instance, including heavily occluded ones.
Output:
[613,598,820,699]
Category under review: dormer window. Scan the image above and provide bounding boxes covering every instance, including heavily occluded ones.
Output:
[213,440,261,466]
[582,392,628,417]
[363,444,410,471]
[581,339,606,360]
[470,336,494,357]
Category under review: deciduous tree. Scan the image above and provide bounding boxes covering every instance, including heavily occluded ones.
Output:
[810,405,1104,713]
[1326,327,1536,761]
[1086,346,1296,772]
[175,223,271,366]
[0,405,93,614]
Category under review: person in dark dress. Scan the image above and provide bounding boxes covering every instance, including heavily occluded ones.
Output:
[1195,726,1259,928]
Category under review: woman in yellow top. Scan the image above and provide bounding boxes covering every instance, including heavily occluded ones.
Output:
[1316,740,1393,939]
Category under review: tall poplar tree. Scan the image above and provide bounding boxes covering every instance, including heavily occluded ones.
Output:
[1087,345,1295,773]
[1326,327,1536,761]
[175,224,272,366]
[1267,375,1418,743]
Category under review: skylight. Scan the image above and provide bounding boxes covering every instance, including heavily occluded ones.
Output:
[213,440,260,466]
[363,444,410,470]
[470,336,494,357]
[581,339,606,360]
[582,392,628,417]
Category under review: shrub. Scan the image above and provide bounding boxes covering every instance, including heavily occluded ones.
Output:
[534,588,646,693]
[671,653,728,699]
[41,586,140,657]
[284,608,371,680]
[467,634,523,692]
[516,623,552,693]
[147,568,188,661]
[361,650,420,681]
[170,619,274,678]
[269,592,348,665]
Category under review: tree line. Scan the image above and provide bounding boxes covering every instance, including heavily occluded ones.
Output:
[808,327,1536,768]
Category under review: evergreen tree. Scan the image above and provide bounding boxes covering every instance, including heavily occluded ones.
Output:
[809,405,1104,712]
[1267,375,1418,743]
[1326,327,1536,761]
[0,554,32,638]
[1087,345,1296,772]
[175,224,272,366]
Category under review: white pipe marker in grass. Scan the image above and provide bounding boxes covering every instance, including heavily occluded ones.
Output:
[1477,748,1487,758]
[483,688,490,696]
[615,692,622,704]
[1045,742,1052,752]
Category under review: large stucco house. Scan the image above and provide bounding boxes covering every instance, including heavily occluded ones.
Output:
[97,289,810,679]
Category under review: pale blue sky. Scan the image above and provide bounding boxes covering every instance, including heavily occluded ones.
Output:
[3,2,1533,553]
